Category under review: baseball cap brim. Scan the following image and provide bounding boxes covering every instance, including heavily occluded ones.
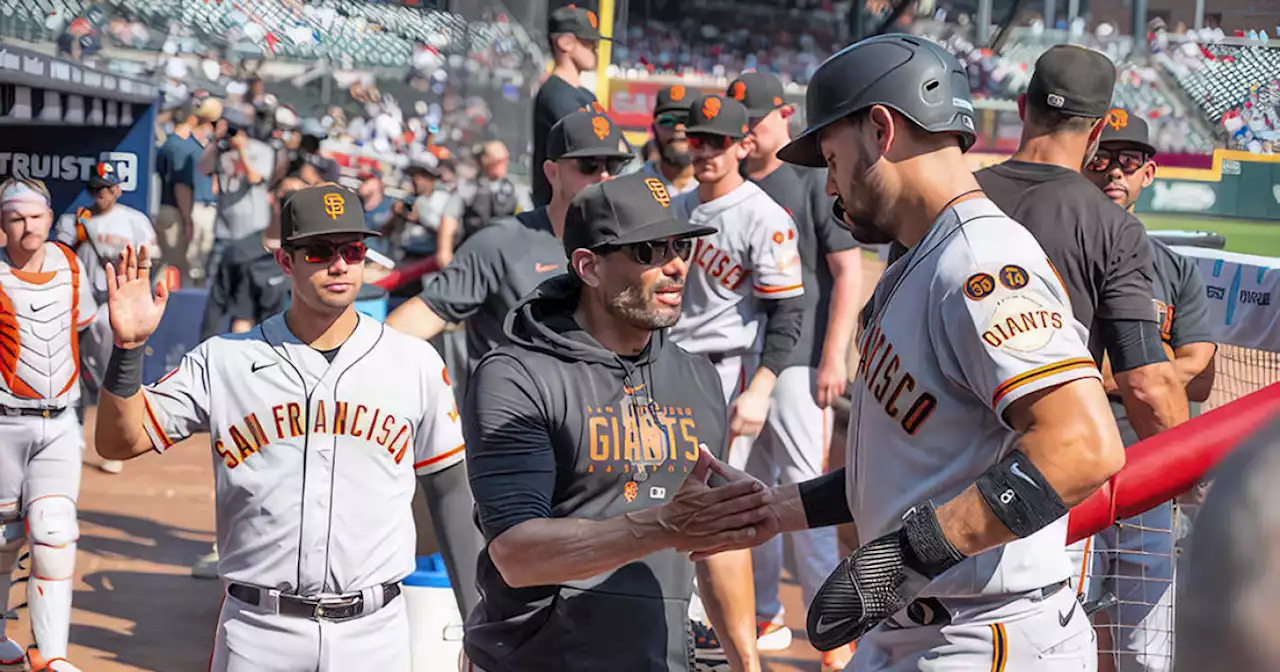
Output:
[1099,138,1157,156]
[609,218,717,247]
[777,118,836,168]
[555,146,632,160]
[684,123,745,139]
[285,228,382,243]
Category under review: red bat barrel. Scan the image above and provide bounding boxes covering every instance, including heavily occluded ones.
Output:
[1067,382,1280,543]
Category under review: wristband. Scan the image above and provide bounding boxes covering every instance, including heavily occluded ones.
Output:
[798,469,854,528]
[899,501,966,579]
[975,449,1069,538]
[104,345,145,398]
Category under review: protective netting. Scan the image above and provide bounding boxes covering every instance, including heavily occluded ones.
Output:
[1079,343,1278,671]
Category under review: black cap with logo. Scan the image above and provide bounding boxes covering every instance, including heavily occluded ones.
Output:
[1099,108,1156,155]
[564,172,717,254]
[547,111,631,160]
[726,72,787,118]
[548,5,608,41]
[87,162,122,189]
[684,94,750,139]
[654,84,694,116]
[1026,45,1117,118]
[280,184,380,244]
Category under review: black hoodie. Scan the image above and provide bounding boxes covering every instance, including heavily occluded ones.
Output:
[462,274,729,672]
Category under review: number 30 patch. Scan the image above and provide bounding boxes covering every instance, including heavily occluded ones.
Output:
[964,273,996,300]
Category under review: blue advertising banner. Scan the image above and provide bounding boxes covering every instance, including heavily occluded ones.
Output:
[0,103,157,216]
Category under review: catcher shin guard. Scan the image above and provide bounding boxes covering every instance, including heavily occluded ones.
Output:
[27,496,78,660]
[806,502,965,651]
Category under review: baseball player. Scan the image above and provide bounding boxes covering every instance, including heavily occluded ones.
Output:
[1079,111,1216,672]
[92,185,474,671]
[460,173,763,672]
[55,162,160,476]
[667,94,805,461]
[638,85,699,196]
[702,36,1128,670]
[726,71,862,669]
[0,177,95,672]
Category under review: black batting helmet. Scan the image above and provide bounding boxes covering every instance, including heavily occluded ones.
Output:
[778,34,978,167]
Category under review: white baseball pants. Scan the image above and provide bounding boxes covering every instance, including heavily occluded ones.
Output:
[211,588,410,672]
[853,585,1096,671]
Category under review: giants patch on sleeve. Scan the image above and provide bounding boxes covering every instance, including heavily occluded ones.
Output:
[980,291,1064,353]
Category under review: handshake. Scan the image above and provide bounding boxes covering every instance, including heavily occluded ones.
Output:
[629,445,789,561]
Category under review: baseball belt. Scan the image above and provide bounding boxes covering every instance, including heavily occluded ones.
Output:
[227,581,401,622]
[0,405,68,418]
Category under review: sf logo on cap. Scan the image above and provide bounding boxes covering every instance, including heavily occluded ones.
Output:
[702,96,721,119]
[669,85,686,102]
[322,192,346,220]
[592,116,611,140]
[730,81,746,101]
[1107,108,1129,130]
[644,178,671,208]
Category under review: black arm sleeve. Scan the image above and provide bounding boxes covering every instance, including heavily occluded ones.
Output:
[419,227,504,323]
[1100,318,1170,373]
[760,295,806,375]
[798,468,854,528]
[462,354,558,542]
[418,462,484,618]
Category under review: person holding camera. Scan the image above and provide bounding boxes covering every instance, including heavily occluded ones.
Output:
[197,105,277,292]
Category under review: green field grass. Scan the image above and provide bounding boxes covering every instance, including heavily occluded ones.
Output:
[1140,214,1280,258]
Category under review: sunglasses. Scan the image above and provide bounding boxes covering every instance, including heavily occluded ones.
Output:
[1086,149,1151,175]
[656,113,689,129]
[290,240,368,265]
[575,156,630,176]
[688,134,734,151]
[598,237,694,266]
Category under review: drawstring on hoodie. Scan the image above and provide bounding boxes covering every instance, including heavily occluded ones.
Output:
[619,355,662,477]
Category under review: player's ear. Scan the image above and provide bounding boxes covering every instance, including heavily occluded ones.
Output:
[1142,160,1157,187]
[868,104,894,155]
[543,160,559,188]
[273,247,293,276]
[572,248,602,288]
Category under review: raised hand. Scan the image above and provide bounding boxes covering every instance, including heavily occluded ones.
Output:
[655,446,773,554]
[106,245,169,349]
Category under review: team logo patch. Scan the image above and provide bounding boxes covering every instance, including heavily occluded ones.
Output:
[96,162,114,179]
[587,10,598,28]
[322,192,345,220]
[1046,93,1065,109]
[772,231,785,244]
[644,178,671,207]
[1107,108,1129,131]
[730,81,746,101]
[963,272,996,300]
[701,96,721,120]
[982,293,1062,352]
[741,124,749,134]
[998,264,1029,290]
[623,480,638,503]
[669,85,686,102]
[592,115,611,140]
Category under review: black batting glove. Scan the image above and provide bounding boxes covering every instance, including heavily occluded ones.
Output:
[805,501,966,651]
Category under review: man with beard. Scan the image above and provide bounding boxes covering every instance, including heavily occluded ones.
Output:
[461,172,764,672]
[702,35,1127,669]
[641,85,699,196]
[532,5,605,207]
[726,71,860,671]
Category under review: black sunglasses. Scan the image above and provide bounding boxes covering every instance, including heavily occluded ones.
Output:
[656,113,689,129]
[688,133,734,151]
[575,156,630,176]
[598,237,694,266]
[289,240,368,265]
[1087,148,1151,175]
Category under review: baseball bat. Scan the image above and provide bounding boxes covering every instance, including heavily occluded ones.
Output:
[1066,382,1280,543]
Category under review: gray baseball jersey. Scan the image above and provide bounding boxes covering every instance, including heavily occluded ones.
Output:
[55,204,158,305]
[667,181,803,356]
[139,313,465,594]
[849,198,1100,598]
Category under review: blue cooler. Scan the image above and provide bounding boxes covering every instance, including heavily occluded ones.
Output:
[403,554,463,671]
[355,284,389,322]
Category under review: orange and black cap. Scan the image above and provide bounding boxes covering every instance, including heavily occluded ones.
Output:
[280,184,380,243]
[684,94,749,139]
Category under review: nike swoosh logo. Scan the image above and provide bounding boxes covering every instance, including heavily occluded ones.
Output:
[813,615,854,636]
[1059,601,1077,627]
[251,362,277,373]
[31,302,57,313]
[535,263,560,273]
[1009,462,1040,489]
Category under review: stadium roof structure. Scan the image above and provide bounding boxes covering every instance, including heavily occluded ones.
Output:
[0,43,158,125]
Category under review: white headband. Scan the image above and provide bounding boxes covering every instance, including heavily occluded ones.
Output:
[0,182,50,213]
